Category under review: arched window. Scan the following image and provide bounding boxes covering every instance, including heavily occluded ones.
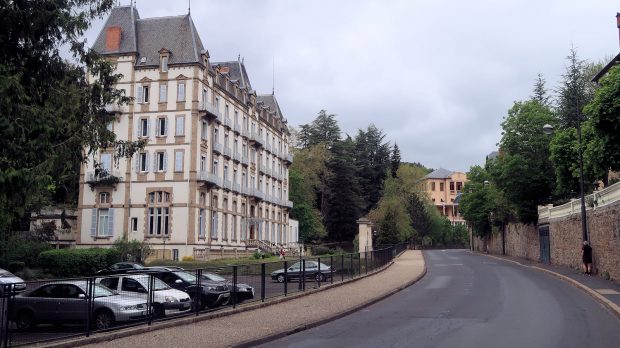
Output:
[147,191,170,236]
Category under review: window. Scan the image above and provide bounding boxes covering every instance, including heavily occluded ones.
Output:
[137,152,149,173]
[139,118,149,137]
[147,191,170,236]
[440,182,445,191]
[431,182,436,191]
[122,278,146,293]
[131,217,138,232]
[175,150,184,172]
[177,82,185,101]
[211,210,218,239]
[100,153,112,172]
[223,212,228,241]
[161,56,168,72]
[157,117,167,136]
[155,151,167,172]
[137,85,149,103]
[225,104,229,117]
[450,182,455,191]
[224,165,228,180]
[212,159,218,174]
[175,115,184,136]
[172,249,179,261]
[199,208,205,238]
[98,208,111,236]
[456,182,463,191]
[159,84,167,103]
[201,88,208,107]
[213,128,219,143]
[106,121,113,132]
[201,120,208,140]
[99,192,110,204]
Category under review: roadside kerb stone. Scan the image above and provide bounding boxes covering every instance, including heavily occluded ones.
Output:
[471,251,620,321]
[41,250,424,348]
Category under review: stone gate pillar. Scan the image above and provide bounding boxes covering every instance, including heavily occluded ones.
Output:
[357,217,374,255]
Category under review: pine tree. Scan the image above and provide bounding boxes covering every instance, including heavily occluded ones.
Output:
[531,73,550,107]
[407,193,433,240]
[391,143,401,178]
[353,125,391,214]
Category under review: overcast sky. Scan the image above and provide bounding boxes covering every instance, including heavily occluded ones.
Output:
[85,0,620,172]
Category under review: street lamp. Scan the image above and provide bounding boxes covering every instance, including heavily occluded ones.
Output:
[543,123,588,242]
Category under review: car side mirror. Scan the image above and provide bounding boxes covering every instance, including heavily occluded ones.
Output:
[78,293,86,299]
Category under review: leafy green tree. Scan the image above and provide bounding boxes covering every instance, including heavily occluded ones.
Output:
[531,73,551,107]
[289,169,326,242]
[324,137,363,242]
[303,110,341,148]
[353,124,391,214]
[584,64,620,174]
[0,1,145,265]
[406,192,433,243]
[391,143,401,178]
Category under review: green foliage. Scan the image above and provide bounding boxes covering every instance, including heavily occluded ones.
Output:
[297,110,341,149]
[4,231,53,268]
[39,248,120,277]
[371,196,413,246]
[353,125,391,213]
[112,237,152,263]
[391,143,401,178]
[584,64,620,173]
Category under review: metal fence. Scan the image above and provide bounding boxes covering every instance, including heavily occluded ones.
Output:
[0,244,406,347]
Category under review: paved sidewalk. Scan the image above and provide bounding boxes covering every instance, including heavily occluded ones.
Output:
[73,250,425,348]
[476,252,620,318]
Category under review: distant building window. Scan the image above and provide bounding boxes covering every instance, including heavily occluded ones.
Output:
[176,115,185,136]
[147,191,170,236]
[201,120,208,140]
[99,192,110,204]
[157,117,167,136]
[172,249,179,261]
[98,208,111,236]
[450,182,455,191]
[131,217,138,232]
[137,152,148,173]
[177,83,185,101]
[140,118,149,137]
[155,151,167,172]
[161,56,168,72]
[159,84,167,103]
[431,182,436,191]
[456,182,463,191]
[440,183,445,191]
[175,150,184,172]
[138,85,149,103]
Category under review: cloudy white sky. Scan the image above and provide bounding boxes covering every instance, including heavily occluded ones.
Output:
[85,0,619,172]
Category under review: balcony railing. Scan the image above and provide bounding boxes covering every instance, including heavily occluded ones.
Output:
[251,131,264,147]
[104,103,124,115]
[232,151,241,162]
[233,123,241,134]
[241,155,249,166]
[198,171,221,187]
[199,101,223,123]
[241,128,249,138]
[286,200,293,208]
[233,183,241,193]
[265,143,272,153]
[223,147,232,159]
[86,170,122,188]
[223,179,232,191]
[284,153,293,164]
[212,142,222,154]
[224,117,232,129]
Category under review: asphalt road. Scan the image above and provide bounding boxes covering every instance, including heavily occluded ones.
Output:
[259,249,620,348]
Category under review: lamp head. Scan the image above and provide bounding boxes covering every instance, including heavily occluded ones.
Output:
[542,124,554,135]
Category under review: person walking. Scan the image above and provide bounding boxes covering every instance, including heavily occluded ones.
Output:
[582,241,593,275]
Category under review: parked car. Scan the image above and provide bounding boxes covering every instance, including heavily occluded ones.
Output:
[200,272,255,303]
[96,262,146,275]
[271,261,333,283]
[130,268,230,310]
[98,274,191,317]
[8,281,147,330]
[0,268,26,296]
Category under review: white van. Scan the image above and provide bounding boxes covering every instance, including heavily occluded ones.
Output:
[98,274,192,317]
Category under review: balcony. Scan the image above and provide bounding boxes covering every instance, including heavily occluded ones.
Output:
[233,123,241,134]
[232,151,241,162]
[223,146,232,159]
[223,179,232,191]
[198,171,222,187]
[241,155,249,166]
[241,128,249,139]
[212,142,223,154]
[199,101,223,123]
[104,103,123,115]
[283,153,293,164]
[86,170,121,189]
[285,200,293,208]
[250,131,264,147]
[253,189,264,201]
[273,148,280,157]
[265,143,272,153]
[233,183,241,193]
[223,117,232,129]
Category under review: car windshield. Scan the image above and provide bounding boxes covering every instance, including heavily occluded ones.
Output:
[134,275,170,291]
[93,284,115,298]
[0,270,14,278]
[174,271,197,282]
[203,273,226,282]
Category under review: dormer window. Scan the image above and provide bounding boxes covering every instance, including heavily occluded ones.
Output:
[159,48,170,73]
[161,56,168,72]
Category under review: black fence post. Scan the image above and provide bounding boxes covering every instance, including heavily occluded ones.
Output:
[232,265,238,309]
[365,252,368,275]
[195,269,202,316]
[358,253,361,277]
[370,251,374,271]
[3,284,11,348]
[341,254,344,282]
[302,259,306,291]
[330,255,334,284]
[147,274,154,325]
[284,261,288,296]
[349,254,353,279]
[317,257,321,288]
[261,263,266,302]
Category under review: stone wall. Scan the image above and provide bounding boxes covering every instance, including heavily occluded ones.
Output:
[471,223,539,261]
[545,202,620,280]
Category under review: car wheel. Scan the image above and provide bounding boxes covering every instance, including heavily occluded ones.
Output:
[200,295,209,310]
[16,310,35,331]
[315,273,326,282]
[152,304,165,318]
[277,274,285,283]
[93,309,115,330]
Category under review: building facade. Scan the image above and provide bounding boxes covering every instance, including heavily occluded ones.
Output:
[423,168,467,225]
[76,5,295,260]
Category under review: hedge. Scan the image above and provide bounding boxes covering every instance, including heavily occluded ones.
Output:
[38,248,120,277]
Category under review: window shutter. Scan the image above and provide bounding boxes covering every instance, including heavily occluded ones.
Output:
[258,223,262,240]
[164,117,168,135]
[136,120,141,138]
[134,154,140,173]
[156,118,160,135]
[147,119,151,137]
[137,86,143,103]
[215,213,219,239]
[199,210,205,238]
[160,85,167,102]
[145,151,150,172]
[90,208,98,237]
[152,152,157,172]
[163,151,168,172]
[108,208,115,236]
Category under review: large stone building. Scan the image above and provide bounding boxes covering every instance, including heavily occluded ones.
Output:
[76,5,297,260]
[423,168,467,225]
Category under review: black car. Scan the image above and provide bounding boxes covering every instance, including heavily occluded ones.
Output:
[270,261,333,283]
[200,272,254,303]
[131,268,230,309]
[96,262,146,275]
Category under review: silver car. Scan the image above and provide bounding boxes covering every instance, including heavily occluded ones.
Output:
[0,268,26,295]
[98,274,192,317]
[9,280,147,330]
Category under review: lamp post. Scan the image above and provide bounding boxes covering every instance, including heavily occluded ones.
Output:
[543,123,588,242]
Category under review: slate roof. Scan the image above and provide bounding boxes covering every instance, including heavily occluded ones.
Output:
[92,6,205,67]
[424,168,453,179]
[211,61,253,90]
[256,94,284,120]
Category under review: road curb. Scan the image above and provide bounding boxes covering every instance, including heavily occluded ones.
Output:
[37,259,398,348]
[471,251,620,321]
[234,251,427,348]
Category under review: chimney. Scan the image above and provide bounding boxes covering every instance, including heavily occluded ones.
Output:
[105,26,122,51]
[617,13,620,48]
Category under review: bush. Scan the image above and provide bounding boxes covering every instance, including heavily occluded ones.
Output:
[8,261,25,273]
[38,248,120,277]
[5,236,52,268]
[182,256,195,262]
